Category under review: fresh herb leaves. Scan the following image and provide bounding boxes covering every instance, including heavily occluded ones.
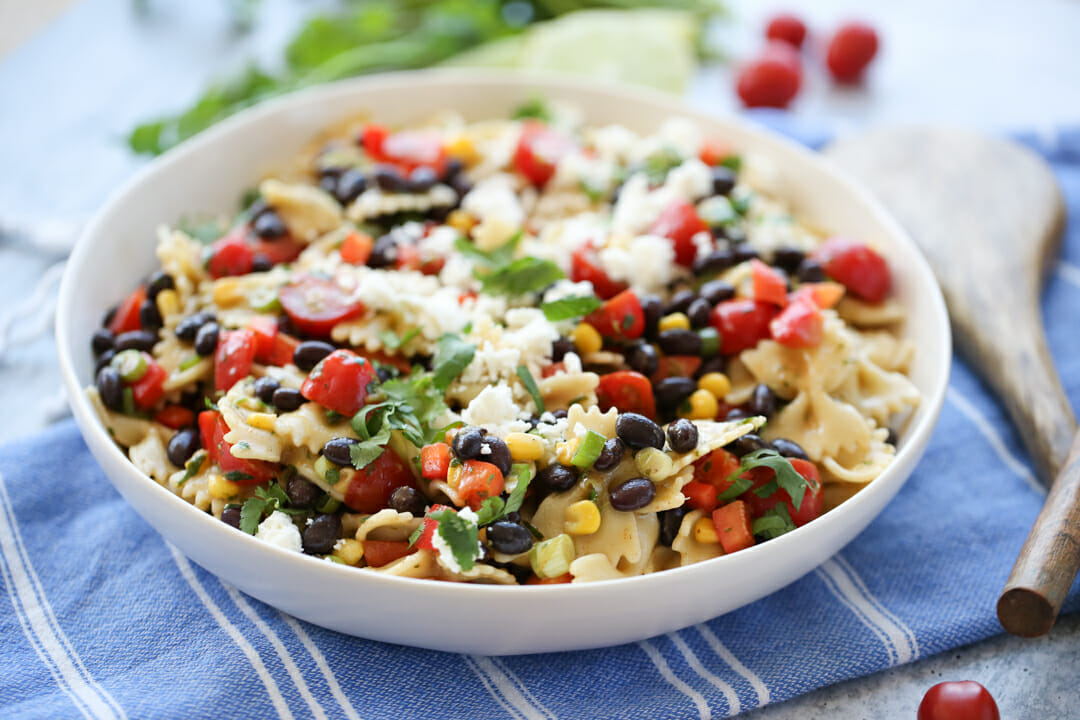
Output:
[431,334,476,390]
[378,326,422,351]
[751,504,796,539]
[223,471,254,483]
[513,97,552,122]
[641,147,683,185]
[479,257,565,296]
[474,464,533,526]
[238,482,304,535]
[541,294,601,322]
[731,449,809,511]
[430,508,480,571]
[453,232,520,268]
[177,453,205,487]
[516,365,545,414]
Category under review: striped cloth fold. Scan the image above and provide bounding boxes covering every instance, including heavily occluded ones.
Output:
[3,123,1079,719]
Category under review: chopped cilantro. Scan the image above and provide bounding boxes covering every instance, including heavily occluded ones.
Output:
[541,295,601,322]
[731,449,809,511]
[453,233,520,269]
[641,147,683,185]
[516,365,545,414]
[324,409,344,423]
[378,326,422,351]
[348,428,391,470]
[177,453,205,487]
[504,464,532,515]
[223,471,254,483]
[752,504,796,539]
[239,497,266,535]
[716,475,753,503]
[479,256,565,296]
[720,155,742,173]
[407,522,425,548]
[512,97,551,122]
[475,496,506,527]
[431,333,476,391]
[203,397,218,411]
[430,508,480,571]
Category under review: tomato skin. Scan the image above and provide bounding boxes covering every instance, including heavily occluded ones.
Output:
[812,238,891,302]
[710,299,779,355]
[736,42,802,109]
[651,355,702,382]
[247,316,278,362]
[570,245,627,300]
[740,457,823,527]
[130,356,167,409]
[596,370,656,419]
[649,200,709,267]
[198,410,276,483]
[214,329,257,392]
[362,540,414,567]
[379,130,447,174]
[770,297,824,348]
[585,290,645,340]
[421,443,452,480]
[792,281,845,309]
[340,231,374,266]
[360,124,389,158]
[751,259,789,306]
[457,460,505,510]
[682,480,719,513]
[413,505,450,551]
[278,275,365,338]
[266,332,301,368]
[766,13,807,48]
[207,231,255,278]
[251,237,304,266]
[514,121,575,187]
[108,286,146,335]
[343,448,418,513]
[301,349,377,417]
[918,681,1000,720]
[692,448,742,489]
[826,22,879,83]
[154,405,195,429]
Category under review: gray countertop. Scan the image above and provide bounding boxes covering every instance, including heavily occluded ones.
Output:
[1,0,1077,717]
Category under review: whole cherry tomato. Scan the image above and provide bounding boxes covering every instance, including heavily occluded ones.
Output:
[736,42,802,109]
[765,13,807,49]
[918,681,1000,720]
[826,21,879,83]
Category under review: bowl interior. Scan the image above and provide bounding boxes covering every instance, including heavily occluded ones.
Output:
[56,70,950,654]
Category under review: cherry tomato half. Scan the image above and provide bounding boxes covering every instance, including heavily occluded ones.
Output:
[918,681,1000,720]
[649,199,709,267]
[570,245,627,300]
[214,329,256,392]
[740,457,823,527]
[770,297,824,348]
[750,259,789,306]
[585,289,645,340]
[812,237,891,303]
[596,370,656,419]
[207,230,254,278]
[300,349,377,417]
[108,286,146,335]
[514,121,576,187]
[710,299,778,355]
[343,448,419,513]
[278,275,365,338]
[198,410,277,484]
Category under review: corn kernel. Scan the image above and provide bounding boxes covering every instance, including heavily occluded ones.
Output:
[698,372,732,399]
[447,209,476,234]
[572,323,603,355]
[658,312,691,332]
[155,288,180,319]
[447,460,463,490]
[212,278,244,307]
[245,413,277,432]
[564,500,601,535]
[529,533,575,578]
[555,437,581,466]
[681,389,720,421]
[332,539,364,566]
[505,432,545,462]
[208,474,239,500]
[445,134,480,165]
[694,516,720,544]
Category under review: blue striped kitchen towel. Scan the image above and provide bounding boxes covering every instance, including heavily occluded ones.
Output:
[3,125,1080,719]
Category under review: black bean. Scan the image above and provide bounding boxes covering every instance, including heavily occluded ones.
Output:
[593,437,625,472]
[294,340,336,371]
[251,253,273,273]
[167,427,200,467]
[374,165,408,192]
[772,247,805,274]
[626,342,659,377]
[114,330,157,353]
[609,477,656,512]
[146,271,175,299]
[654,377,697,412]
[94,349,116,375]
[221,506,242,529]
[91,328,115,356]
[253,377,280,404]
[375,367,393,383]
[452,427,486,461]
[323,437,359,466]
[272,387,307,412]
[699,279,736,306]
[442,157,464,181]
[667,419,699,454]
[551,337,573,362]
[693,248,736,277]
[388,486,427,516]
[615,412,665,450]
[368,234,398,268]
[449,173,473,197]
[665,289,697,315]
[641,295,663,339]
[253,211,287,239]
[487,521,534,555]
[695,355,727,379]
[139,298,162,332]
[886,428,899,447]
[194,322,219,356]
[658,329,702,356]
[725,407,752,421]
[302,514,342,555]
[748,384,776,417]
[407,166,438,193]
[536,463,579,493]
[797,258,826,283]
[96,366,124,411]
[319,175,339,196]
[102,305,117,329]
[551,409,568,419]
[482,437,512,477]
[247,198,271,220]
[687,298,712,329]
[731,242,759,263]
[334,169,367,205]
[175,312,213,342]
[728,433,768,457]
[658,506,689,546]
[771,438,809,460]
[282,476,319,509]
[711,166,737,196]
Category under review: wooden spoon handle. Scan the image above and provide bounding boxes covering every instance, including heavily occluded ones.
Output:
[998,430,1080,636]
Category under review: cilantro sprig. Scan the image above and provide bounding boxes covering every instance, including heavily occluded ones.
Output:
[752,504,796,539]
[541,295,601,322]
[454,233,565,297]
[238,482,305,535]
[475,464,532,526]
[728,449,810,511]
[429,508,480,572]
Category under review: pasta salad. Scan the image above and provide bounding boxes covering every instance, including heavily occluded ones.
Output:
[87,100,919,585]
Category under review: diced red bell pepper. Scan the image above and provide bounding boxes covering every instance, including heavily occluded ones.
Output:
[266,332,301,368]
[360,124,389,158]
[340,231,374,266]
[130,355,167,410]
[300,349,377,417]
[457,460,505,511]
[699,139,734,167]
[712,500,755,554]
[751,259,789,306]
[421,443,452,480]
[214,329,257,392]
[792,281,845,309]
[740,457,823,527]
[570,244,627,300]
[154,405,195,429]
[343,448,419,513]
[770,297,824,348]
[649,200,709,267]
[413,505,451,552]
[596,370,656,419]
[692,448,742,489]
[584,289,645,340]
[811,238,891,303]
[682,480,720,513]
[250,237,304,266]
[710,299,779,355]
[362,540,413,567]
[108,286,147,335]
[207,230,255,278]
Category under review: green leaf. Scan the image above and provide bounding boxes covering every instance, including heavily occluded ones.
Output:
[730,449,809,511]
[475,496,506,526]
[431,334,476,390]
[512,96,552,122]
[349,428,392,469]
[504,464,532,515]
[239,497,268,535]
[453,232,520,268]
[479,257,565,296]
[541,294,601,322]
[641,147,683,185]
[751,504,796,539]
[407,522,425,548]
[715,475,753,503]
[223,471,254,483]
[430,509,480,571]
[377,326,421,351]
[177,453,205,487]
[515,365,545,414]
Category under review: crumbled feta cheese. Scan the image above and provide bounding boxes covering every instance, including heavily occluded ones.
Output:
[599,234,676,294]
[457,309,558,402]
[542,280,595,305]
[429,524,462,573]
[256,511,302,553]
[665,158,713,202]
[550,151,615,195]
[562,351,583,375]
[458,508,480,525]
[589,124,639,161]
[461,384,531,436]
[480,442,492,455]
[462,175,524,250]
[692,230,714,260]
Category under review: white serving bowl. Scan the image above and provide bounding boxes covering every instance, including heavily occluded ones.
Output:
[56,70,950,655]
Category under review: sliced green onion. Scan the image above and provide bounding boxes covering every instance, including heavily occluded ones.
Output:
[179,355,201,371]
[571,430,606,469]
[529,533,575,579]
[635,447,674,481]
[314,455,339,483]
[699,327,720,357]
[315,495,341,514]
[248,288,282,313]
[121,386,136,415]
[111,349,148,382]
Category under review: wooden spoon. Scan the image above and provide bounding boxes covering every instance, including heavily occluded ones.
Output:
[823,126,1079,637]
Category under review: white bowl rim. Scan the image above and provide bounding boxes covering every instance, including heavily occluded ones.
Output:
[56,68,951,601]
